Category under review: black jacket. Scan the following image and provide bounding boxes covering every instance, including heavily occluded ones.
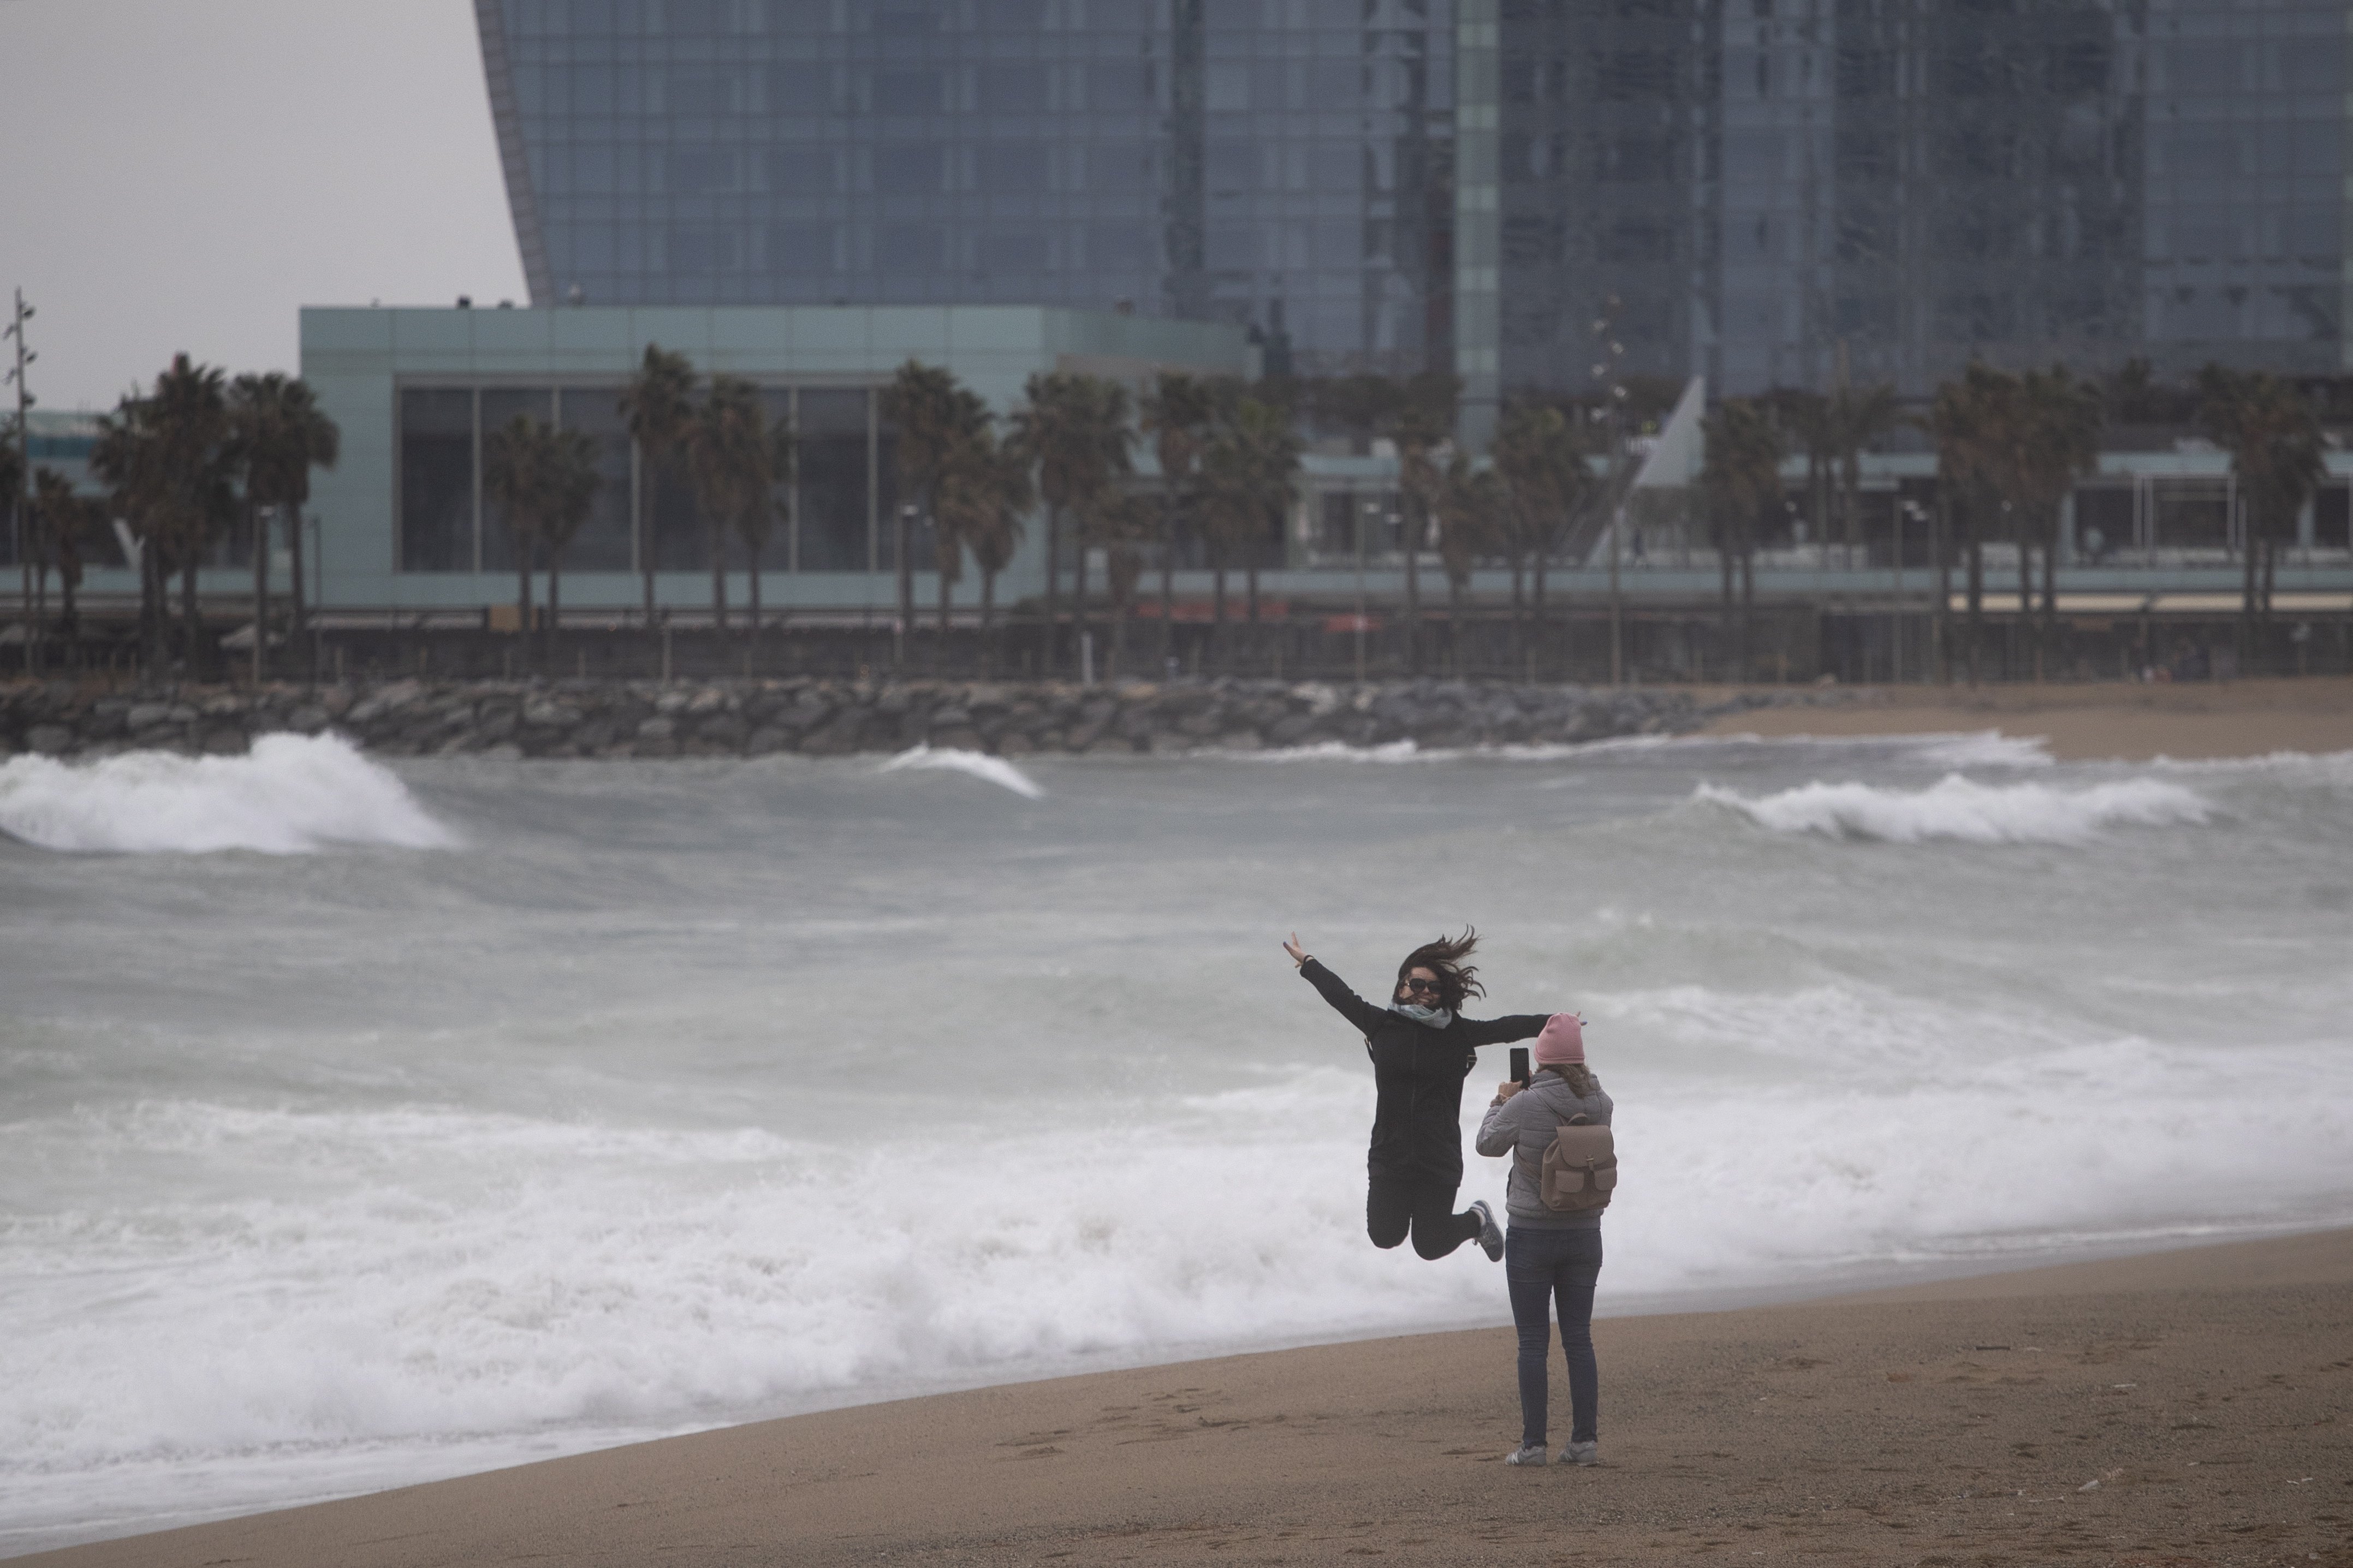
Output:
[1298,958,1550,1183]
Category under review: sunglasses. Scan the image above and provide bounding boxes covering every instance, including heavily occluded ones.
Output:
[1401,977,1441,995]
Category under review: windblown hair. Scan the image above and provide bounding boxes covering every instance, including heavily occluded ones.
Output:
[1544,1062,1601,1099]
[1396,927,1486,1015]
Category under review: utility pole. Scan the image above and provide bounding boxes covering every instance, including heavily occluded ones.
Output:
[5,289,35,673]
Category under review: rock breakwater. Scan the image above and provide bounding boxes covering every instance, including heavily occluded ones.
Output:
[1,677,1713,761]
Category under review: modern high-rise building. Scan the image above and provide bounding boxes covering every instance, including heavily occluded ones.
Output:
[475,0,2351,410]
[476,0,1458,380]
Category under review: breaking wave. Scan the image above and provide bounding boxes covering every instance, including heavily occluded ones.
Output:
[1696,773,2214,844]
[0,733,456,855]
[878,744,1045,798]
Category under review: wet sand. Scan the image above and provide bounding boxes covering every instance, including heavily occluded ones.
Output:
[1697,676,2353,761]
[26,1227,2352,1567]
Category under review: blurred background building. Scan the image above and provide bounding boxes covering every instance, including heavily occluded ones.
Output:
[477,0,2352,410]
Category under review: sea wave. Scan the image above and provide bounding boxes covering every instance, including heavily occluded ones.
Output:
[1695,773,2213,844]
[877,744,1045,798]
[0,734,456,855]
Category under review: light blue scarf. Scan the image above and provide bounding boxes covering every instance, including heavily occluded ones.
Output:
[1389,1001,1454,1029]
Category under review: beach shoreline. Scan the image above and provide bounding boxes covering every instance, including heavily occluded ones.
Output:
[23,1226,2351,1568]
[1696,674,2353,761]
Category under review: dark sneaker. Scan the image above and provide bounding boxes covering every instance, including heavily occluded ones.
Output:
[1469,1199,1504,1261]
[1505,1444,1548,1466]
[1560,1440,1599,1466]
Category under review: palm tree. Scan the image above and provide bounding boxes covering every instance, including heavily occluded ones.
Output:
[1008,372,1132,677]
[687,375,775,637]
[1434,453,1504,675]
[228,372,340,681]
[1139,371,1216,665]
[2003,365,2102,678]
[1700,397,1782,683]
[617,345,697,636]
[1493,403,1592,672]
[1228,396,1302,658]
[91,355,233,681]
[960,434,1031,675]
[32,467,103,663]
[1927,363,2013,685]
[1098,490,1157,678]
[880,361,979,667]
[2200,366,2325,674]
[484,412,602,666]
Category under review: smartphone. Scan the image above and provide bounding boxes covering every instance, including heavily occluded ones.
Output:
[1510,1047,1530,1086]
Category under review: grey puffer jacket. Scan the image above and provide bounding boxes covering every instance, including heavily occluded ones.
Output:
[1475,1069,1613,1231]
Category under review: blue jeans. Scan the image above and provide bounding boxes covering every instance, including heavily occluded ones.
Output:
[1505,1225,1602,1448]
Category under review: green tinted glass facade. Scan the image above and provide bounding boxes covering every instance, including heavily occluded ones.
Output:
[480,0,1459,377]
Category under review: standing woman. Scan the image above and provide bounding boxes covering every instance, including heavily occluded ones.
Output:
[1282,929,1552,1263]
[1476,1012,1610,1466]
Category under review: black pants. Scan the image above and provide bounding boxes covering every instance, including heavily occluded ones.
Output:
[1365,1168,1481,1260]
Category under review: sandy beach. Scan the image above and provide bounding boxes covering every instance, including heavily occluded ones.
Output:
[1698,676,2353,761]
[25,1228,2350,1568]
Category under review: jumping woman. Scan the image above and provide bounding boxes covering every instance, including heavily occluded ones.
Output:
[1281,929,1553,1263]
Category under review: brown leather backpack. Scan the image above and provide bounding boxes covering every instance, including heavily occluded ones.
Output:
[1540,1113,1617,1213]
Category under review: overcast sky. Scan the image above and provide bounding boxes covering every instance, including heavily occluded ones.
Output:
[0,0,527,412]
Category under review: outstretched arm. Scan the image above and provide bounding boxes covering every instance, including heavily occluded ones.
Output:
[1456,1011,1555,1047]
[1284,932,1389,1035]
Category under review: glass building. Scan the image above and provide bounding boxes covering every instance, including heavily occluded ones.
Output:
[477,1,2350,408]
[1483,0,2349,400]
[477,0,1459,379]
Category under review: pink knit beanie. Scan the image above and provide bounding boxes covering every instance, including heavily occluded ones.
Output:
[1533,1012,1585,1065]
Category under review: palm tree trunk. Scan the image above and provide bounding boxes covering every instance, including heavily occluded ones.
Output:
[1403,516,1420,676]
[251,500,268,685]
[1073,523,1091,673]
[1210,556,1227,673]
[516,541,533,676]
[1739,545,1756,683]
[139,540,165,682]
[2239,527,2257,675]
[1966,536,1985,687]
[746,540,763,661]
[1448,576,1465,677]
[981,569,997,678]
[711,523,730,635]
[285,504,310,684]
[2018,538,2035,682]
[1720,541,1736,683]
[1112,597,1130,678]
[640,458,658,645]
[1043,503,1061,676]
[179,561,204,679]
[937,559,953,663]
[547,546,564,669]
[1509,556,1526,666]
[1245,560,1260,676]
[1158,492,1176,668]
[1532,552,1549,682]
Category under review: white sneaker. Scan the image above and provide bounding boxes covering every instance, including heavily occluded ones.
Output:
[1468,1199,1504,1261]
[1505,1444,1548,1466]
[1559,1440,1599,1466]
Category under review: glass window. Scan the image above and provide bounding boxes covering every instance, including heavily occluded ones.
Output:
[769,222,837,272]
[874,68,943,114]
[877,223,941,271]
[399,389,474,573]
[797,388,870,571]
[479,388,556,573]
[555,385,635,573]
[876,142,943,193]
[766,146,837,195]
[977,142,1047,193]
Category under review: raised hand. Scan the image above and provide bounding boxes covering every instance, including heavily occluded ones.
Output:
[1282,932,1308,965]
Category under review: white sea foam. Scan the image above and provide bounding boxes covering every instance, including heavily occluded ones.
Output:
[8,1027,2349,1547]
[0,734,456,855]
[877,744,1045,797]
[1696,773,2214,844]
